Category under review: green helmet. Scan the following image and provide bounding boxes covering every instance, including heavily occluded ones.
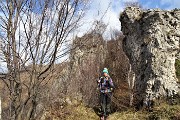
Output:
[103,68,109,74]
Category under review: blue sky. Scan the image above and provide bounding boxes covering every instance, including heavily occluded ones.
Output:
[139,0,180,9]
[77,0,180,39]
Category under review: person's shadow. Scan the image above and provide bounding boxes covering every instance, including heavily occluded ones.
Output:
[93,106,102,117]
[93,105,118,118]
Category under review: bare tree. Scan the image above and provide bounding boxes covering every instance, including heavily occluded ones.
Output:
[91,20,107,35]
[127,64,135,106]
[110,29,122,40]
[0,95,1,120]
[0,0,88,119]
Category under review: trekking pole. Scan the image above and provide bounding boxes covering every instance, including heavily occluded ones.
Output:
[106,92,128,109]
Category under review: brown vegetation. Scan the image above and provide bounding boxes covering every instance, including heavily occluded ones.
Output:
[0,0,89,119]
[104,34,130,110]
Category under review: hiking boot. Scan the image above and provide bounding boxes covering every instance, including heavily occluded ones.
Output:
[100,115,109,120]
[100,116,105,120]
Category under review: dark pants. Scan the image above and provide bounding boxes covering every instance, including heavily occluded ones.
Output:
[100,92,112,116]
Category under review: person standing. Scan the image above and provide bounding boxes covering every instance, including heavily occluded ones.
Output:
[97,68,114,120]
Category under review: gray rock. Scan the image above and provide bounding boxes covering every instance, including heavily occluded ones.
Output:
[120,7,180,106]
[66,33,106,107]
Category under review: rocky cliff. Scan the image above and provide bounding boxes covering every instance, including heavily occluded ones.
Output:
[120,7,180,106]
[66,32,130,108]
[67,33,106,107]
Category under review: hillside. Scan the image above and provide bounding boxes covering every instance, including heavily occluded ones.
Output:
[0,6,180,120]
[41,100,180,120]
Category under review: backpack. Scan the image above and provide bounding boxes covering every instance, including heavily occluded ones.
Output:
[98,76,114,93]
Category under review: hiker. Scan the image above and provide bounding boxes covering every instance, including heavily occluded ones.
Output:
[97,68,114,119]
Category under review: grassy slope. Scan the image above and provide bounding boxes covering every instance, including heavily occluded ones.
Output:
[109,103,180,120]
[41,103,99,120]
[41,101,180,120]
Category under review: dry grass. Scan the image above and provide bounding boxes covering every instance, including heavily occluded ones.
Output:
[40,101,99,120]
[65,104,99,120]
[108,102,180,120]
[108,110,147,120]
[40,99,180,120]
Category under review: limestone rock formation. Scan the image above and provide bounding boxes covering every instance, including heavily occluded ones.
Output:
[120,7,180,106]
[67,33,106,107]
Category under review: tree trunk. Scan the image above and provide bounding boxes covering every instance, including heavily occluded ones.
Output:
[127,64,135,106]
[0,96,1,120]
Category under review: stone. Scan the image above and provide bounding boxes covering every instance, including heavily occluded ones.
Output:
[120,7,180,106]
[66,33,106,107]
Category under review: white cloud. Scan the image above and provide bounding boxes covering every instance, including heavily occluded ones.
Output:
[103,6,122,39]
[77,0,124,39]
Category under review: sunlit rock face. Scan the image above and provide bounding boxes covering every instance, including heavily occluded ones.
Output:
[120,7,180,106]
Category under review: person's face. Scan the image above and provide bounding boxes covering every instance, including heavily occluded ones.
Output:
[103,72,108,77]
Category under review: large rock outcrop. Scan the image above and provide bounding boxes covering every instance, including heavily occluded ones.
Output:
[67,33,106,107]
[66,32,130,109]
[120,7,180,106]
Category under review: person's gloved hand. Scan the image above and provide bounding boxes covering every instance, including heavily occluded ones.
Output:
[97,77,103,83]
[110,88,114,92]
[97,79,100,83]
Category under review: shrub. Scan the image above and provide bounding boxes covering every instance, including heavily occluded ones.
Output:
[175,59,180,82]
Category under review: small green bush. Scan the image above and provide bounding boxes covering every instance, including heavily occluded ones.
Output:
[175,59,180,82]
